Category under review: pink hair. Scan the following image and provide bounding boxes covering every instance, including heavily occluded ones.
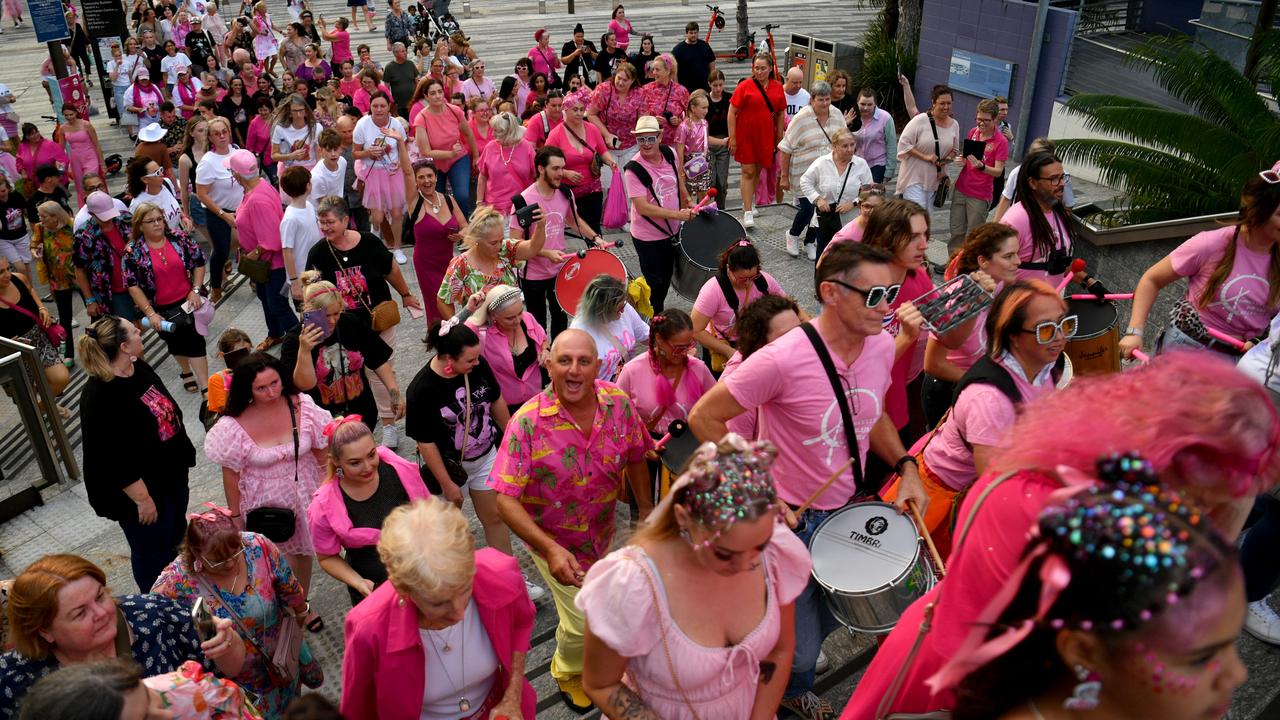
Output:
[992,349,1280,499]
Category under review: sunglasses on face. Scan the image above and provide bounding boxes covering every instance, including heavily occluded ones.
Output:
[827,279,901,307]
[1021,315,1078,344]
[636,135,659,145]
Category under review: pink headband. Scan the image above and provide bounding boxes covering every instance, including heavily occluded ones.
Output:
[322,415,365,448]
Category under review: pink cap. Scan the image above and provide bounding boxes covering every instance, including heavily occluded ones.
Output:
[175,64,190,74]
[222,148,259,176]
[135,67,150,79]
[85,191,119,221]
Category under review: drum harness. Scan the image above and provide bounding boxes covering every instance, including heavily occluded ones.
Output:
[624,146,682,241]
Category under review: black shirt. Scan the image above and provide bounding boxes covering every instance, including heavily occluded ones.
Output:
[339,461,408,602]
[671,39,715,93]
[0,193,29,242]
[185,31,217,70]
[629,50,658,86]
[833,93,856,115]
[593,47,628,81]
[279,312,392,428]
[305,232,396,327]
[220,94,251,144]
[26,186,71,224]
[405,357,502,462]
[80,360,196,521]
[0,276,39,339]
[707,92,730,138]
[561,39,598,88]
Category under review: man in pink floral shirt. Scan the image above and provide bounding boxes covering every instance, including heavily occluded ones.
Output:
[491,328,652,712]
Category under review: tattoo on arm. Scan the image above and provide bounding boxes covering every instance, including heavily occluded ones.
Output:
[608,685,661,720]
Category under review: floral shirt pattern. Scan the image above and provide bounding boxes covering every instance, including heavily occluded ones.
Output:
[72,214,134,303]
[436,238,522,312]
[31,223,75,290]
[152,533,322,717]
[488,380,653,569]
[121,229,206,302]
[0,594,211,719]
[589,82,646,149]
[638,80,690,146]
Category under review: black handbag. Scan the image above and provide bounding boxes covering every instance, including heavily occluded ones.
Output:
[245,400,300,543]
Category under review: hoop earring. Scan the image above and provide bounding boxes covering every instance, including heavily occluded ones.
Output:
[1063,665,1101,711]
[444,360,455,375]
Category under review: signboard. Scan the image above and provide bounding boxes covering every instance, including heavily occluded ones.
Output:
[81,0,128,39]
[26,0,69,43]
[948,49,1014,100]
[58,73,89,118]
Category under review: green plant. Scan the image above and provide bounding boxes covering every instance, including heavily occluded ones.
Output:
[1055,32,1280,225]
[854,8,917,124]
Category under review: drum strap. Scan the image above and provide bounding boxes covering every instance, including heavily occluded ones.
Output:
[624,146,681,239]
[800,323,865,497]
[715,271,769,315]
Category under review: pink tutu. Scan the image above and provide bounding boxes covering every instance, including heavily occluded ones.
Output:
[360,165,406,213]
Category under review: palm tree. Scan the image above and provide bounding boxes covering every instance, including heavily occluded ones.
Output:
[1055,32,1280,225]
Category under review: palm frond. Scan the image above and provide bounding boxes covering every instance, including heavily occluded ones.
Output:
[1061,98,1247,166]
[1123,35,1274,128]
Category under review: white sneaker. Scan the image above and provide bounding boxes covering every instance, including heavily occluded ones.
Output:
[1245,599,1280,644]
[815,648,830,674]
[393,248,407,265]
[806,243,817,262]
[381,424,400,449]
[525,578,547,603]
[742,210,756,229]
[784,232,802,257]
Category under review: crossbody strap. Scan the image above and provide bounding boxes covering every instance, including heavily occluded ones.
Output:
[624,555,702,720]
[460,373,472,460]
[194,572,272,658]
[288,397,299,484]
[799,323,864,496]
[752,78,775,114]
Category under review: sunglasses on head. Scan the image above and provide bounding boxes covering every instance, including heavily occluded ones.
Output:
[1021,315,1078,344]
[1260,161,1280,184]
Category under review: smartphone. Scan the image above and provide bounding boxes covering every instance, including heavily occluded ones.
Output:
[511,194,538,230]
[302,308,332,338]
[191,597,216,643]
[407,304,425,319]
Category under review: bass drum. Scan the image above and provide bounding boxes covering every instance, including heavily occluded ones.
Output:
[672,212,745,301]
[1065,298,1120,376]
[555,249,627,316]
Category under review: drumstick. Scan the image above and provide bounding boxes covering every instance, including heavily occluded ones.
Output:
[1206,327,1248,350]
[791,456,857,519]
[906,499,946,578]
[1132,349,1151,364]
[1069,293,1134,301]
[653,432,673,451]
[575,238,625,258]
[1056,259,1087,294]
[1055,274,1074,294]
[692,188,718,212]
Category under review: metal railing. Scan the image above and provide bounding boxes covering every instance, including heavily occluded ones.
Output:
[0,336,78,490]
[1052,0,1144,36]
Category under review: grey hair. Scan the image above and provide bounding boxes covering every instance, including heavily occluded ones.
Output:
[810,81,832,98]
[315,194,349,219]
[578,275,627,326]
[392,41,406,53]
[490,112,526,145]
[18,659,141,720]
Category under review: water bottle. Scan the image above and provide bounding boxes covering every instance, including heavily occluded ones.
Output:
[141,316,175,333]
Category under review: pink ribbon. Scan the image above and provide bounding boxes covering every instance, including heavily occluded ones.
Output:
[322,414,364,440]
[186,502,233,523]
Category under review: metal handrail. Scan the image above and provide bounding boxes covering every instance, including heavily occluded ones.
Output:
[0,336,79,487]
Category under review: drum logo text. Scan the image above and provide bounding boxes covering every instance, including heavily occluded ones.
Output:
[563,262,581,281]
[848,516,888,548]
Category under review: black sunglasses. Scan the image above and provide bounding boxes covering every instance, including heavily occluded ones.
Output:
[826,279,901,307]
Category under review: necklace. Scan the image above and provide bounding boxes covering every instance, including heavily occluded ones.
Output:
[149,240,169,265]
[422,191,442,214]
[1027,698,1046,720]
[498,142,517,166]
[423,620,469,713]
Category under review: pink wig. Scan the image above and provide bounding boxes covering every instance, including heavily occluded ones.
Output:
[992,349,1280,499]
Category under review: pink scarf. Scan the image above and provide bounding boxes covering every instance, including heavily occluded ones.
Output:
[176,80,198,116]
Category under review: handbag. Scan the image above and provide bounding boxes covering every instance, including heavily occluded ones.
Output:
[818,159,854,243]
[237,252,271,284]
[245,400,300,544]
[0,282,66,346]
[325,239,401,331]
[927,114,951,209]
[563,124,602,178]
[423,374,471,494]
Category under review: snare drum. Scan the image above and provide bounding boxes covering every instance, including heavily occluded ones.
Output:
[808,502,937,634]
[1065,298,1120,376]
[672,212,745,301]
[555,249,627,316]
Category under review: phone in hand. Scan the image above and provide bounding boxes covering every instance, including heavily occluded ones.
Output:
[512,194,538,230]
[406,304,425,319]
[302,308,332,338]
[191,597,216,643]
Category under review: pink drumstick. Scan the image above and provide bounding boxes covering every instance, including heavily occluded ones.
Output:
[1057,259,1086,294]
[1132,349,1151,364]
[692,188,719,214]
[1069,293,1134,301]
[653,432,672,451]
[1206,327,1248,350]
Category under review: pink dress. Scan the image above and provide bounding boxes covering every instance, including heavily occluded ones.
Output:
[204,394,333,555]
[411,199,459,326]
[252,14,278,61]
[576,522,811,719]
[64,127,100,203]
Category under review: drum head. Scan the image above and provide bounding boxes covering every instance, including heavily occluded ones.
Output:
[679,213,746,269]
[556,249,626,316]
[810,502,922,591]
[1057,352,1074,389]
[1067,298,1118,340]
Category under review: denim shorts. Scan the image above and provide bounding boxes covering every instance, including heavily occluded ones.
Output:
[188,194,208,226]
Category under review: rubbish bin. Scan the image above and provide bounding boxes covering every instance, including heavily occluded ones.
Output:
[785,33,812,84]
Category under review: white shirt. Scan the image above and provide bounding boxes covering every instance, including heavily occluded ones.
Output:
[460,76,494,102]
[195,148,245,210]
[784,88,810,125]
[353,114,409,172]
[107,55,143,87]
[280,202,322,279]
[309,156,347,203]
[73,199,129,233]
[271,122,324,168]
[569,303,650,382]
[417,601,498,720]
[801,151,874,224]
[131,181,185,232]
[0,83,14,114]
[160,53,193,85]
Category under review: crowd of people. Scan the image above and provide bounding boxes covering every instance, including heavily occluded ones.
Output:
[0,2,1279,720]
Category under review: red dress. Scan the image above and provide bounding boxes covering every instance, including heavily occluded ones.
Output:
[729,78,784,167]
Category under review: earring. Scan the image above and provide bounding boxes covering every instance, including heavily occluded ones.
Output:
[444,360,454,375]
[397,595,406,607]
[192,559,203,573]
[1063,664,1101,711]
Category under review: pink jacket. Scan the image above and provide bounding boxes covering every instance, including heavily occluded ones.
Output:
[308,446,429,556]
[475,312,548,408]
[341,549,538,720]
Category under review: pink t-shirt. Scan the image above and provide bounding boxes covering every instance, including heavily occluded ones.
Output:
[545,121,608,197]
[1003,201,1073,287]
[352,83,393,114]
[881,269,934,428]
[608,18,632,48]
[338,76,361,99]
[617,354,716,432]
[412,103,467,172]
[478,140,536,215]
[508,184,576,281]
[523,111,562,149]
[691,271,784,341]
[674,118,707,154]
[725,322,895,509]
[235,180,286,269]
[935,304,990,373]
[329,29,352,65]
[922,354,1056,490]
[828,219,865,247]
[527,45,561,79]
[1170,225,1279,340]
[151,242,192,305]
[470,118,494,160]
[720,352,756,439]
[952,128,1009,202]
[625,152,682,241]
[245,116,273,159]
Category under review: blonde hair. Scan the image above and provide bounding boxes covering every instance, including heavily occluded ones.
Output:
[461,206,505,250]
[299,270,345,312]
[378,499,476,598]
[129,202,164,240]
[489,111,525,145]
[77,317,131,382]
[36,201,70,227]
[324,415,374,481]
[830,127,855,148]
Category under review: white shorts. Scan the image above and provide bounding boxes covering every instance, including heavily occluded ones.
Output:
[460,445,497,493]
[0,235,32,264]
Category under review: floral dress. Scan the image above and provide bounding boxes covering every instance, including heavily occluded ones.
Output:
[204,394,333,556]
[31,222,75,291]
[436,238,522,313]
[152,533,323,718]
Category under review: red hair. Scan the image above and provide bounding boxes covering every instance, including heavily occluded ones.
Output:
[7,555,108,659]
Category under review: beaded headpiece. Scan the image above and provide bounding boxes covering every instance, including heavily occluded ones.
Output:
[563,86,593,109]
[651,433,779,549]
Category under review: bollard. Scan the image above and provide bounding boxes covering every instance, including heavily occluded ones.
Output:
[463,0,471,18]
[538,0,546,13]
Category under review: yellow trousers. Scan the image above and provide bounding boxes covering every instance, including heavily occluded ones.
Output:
[530,552,585,680]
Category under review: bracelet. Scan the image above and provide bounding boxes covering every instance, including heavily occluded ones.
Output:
[1125,326,1144,338]
[893,455,918,474]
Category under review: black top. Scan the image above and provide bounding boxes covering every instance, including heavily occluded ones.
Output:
[671,39,715,92]
[219,94,251,144]
[561,39,598,87]
[25,187,71,225]
[833,93,856,114]
[340,462,408,591]
[0,276,39,339]
[405,358,502,462]
[305,232,395,327]
[80,360,196,522]
[707,92,730,138]
[279,312,392,428]
[628,50,658,85]
[0,194,27,242]
[593,47,629,81]
[185,30,216,69]
[511,329,538,379]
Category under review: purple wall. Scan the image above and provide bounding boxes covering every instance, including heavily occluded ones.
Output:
[915,0,1077,159]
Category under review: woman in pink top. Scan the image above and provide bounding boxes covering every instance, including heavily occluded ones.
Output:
[639,54,689,147]
[527,29,561,86]
[607,5,633,51]
[825,185,885,253]
[587,62,644,194]
[336,60,361,99]
[618,309,715,434]
[885,280,1067,557]
[921,222,1019,426]
[413,78,478,218]
[546,87,618,233]
[578,434,808,719]
[59,103,107,203]
[842,351,1280,720]
[15,123,68,188]
[475,111,535,216]
[691,240,785,373]
[1121,165,1280,359]
[318,16,352,65]
[341,499,537,720]
[352,68,393,114]
[245,96,276,169]
[466,284,549,413]
[468,99,495,161]
[719,296,803,440]
[309,415,430,605]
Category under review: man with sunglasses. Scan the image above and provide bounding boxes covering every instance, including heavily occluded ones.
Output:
[73,177,127,233]
[690,242,928,720]
[625,115,695,314]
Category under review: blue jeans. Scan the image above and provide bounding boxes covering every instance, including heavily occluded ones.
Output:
[789,196,818,245]
[437,155,472,219]
[258,267,299,339]
[205,212,233,291]
[870,164,886,183]
[784,507,843,700]
[119,482,189,592]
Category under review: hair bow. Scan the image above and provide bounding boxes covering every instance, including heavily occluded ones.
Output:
[186,501,233,523]
[438,315,463,337]
[322,414,364,440]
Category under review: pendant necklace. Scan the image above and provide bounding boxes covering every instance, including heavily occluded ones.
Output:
[424,622,469,713]
[499,142,516,166]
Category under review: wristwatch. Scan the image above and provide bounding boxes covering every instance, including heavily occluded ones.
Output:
[1125,326,1144,338]
[894,455,918,474]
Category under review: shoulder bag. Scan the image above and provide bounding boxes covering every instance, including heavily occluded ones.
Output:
[245,399,300,543]
[0,284,66,346]
[927,114,950,209]
[195,568,304,688]
[563,123,602,178]
[625,554,703,720]
[799,323,866,498]
[817,159,854,246]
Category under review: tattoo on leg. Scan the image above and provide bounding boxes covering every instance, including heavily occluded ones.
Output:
[608,684,661,720]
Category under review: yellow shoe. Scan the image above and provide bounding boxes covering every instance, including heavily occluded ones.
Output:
[555,675,594,714]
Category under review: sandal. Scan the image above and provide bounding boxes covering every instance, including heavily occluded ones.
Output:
[180,372,198,393]
[304,612,324,633]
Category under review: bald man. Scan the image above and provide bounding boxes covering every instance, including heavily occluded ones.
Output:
[335,115,370,232]
[784,66,810,125]
[489,328,654,711]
